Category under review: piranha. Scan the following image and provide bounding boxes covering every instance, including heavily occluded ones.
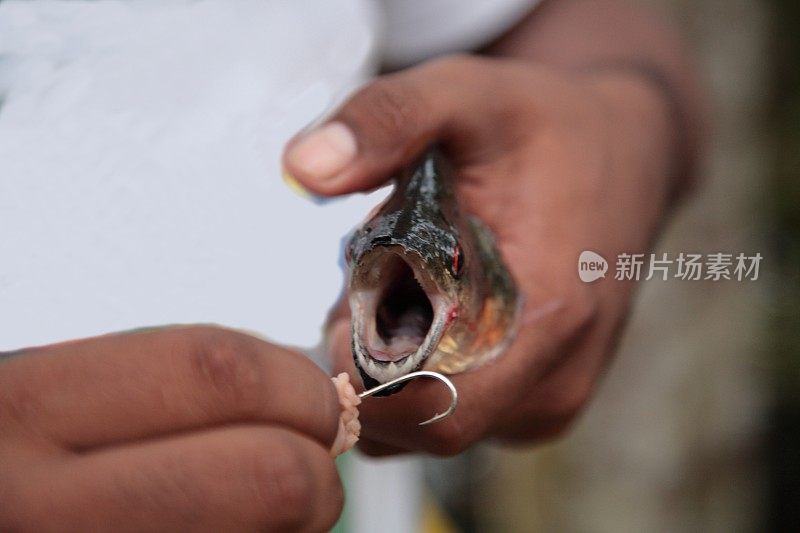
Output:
[345,149,522,395]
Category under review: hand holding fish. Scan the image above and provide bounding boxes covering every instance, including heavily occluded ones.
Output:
[283,54,692,455]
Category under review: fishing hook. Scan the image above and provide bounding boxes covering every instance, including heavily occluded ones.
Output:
[357,370,458,426]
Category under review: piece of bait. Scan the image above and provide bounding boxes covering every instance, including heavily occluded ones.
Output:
[330,372,361,457]
[329,370,459,456]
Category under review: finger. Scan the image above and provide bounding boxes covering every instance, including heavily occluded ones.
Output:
[282,55,498,197]
[327,310,477,457]
[325,316,506,456]
[326,317,460,452]
[356,364,505,456]
[10,426,343,532]
[356,437,409,458]
[0,326,340,451]
[358,301,602,455]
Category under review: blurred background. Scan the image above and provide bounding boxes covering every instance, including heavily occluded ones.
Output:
[410,0,800,531]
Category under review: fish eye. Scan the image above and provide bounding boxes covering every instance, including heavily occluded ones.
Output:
[452,244,464,278]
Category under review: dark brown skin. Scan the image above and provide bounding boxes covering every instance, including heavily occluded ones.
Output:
[0,0,707,529]
[283,0,707,456]
[0,327,343,532]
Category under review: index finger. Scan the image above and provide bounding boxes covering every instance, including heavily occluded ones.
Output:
[0,326,340,451]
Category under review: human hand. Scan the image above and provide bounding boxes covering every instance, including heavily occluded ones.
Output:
[0,326,343,532]
[282,55,674,455]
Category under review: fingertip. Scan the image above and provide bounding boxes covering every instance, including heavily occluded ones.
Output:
[281,167,336,205]
[281,167,313,198]
[283,121,357,192]
[283,132,401,198]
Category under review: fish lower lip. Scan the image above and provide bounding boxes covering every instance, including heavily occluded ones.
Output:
[366,352,413,366]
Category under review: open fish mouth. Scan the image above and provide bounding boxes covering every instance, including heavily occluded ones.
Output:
[350,247,454,388]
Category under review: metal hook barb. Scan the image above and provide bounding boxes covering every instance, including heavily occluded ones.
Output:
[358,370,458,426]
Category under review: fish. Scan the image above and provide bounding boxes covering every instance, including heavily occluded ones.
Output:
[345,149,522,395]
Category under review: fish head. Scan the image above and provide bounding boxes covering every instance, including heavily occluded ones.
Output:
[345,153,470,393]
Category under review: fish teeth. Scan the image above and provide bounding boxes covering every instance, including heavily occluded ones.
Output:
[358,348,415,384]
[397,355,414,375]
[355,335,432,384]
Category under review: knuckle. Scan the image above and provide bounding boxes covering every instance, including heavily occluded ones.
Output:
[184,326,267,416]
[0,387,40,429]
[555,380,592,421]
[0,364,22,426]
[349,78,423,142]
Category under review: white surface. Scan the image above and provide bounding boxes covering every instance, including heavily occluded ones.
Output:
[0,0,385,351]
[349,452,424,533]
[379,0,540,67]
[0,0,542,351]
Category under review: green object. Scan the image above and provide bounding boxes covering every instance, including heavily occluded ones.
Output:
[330,452,351,533]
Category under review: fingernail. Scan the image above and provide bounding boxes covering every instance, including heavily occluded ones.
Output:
[285,122,357,180]
[282,168,311,197]
[282,168,331,205]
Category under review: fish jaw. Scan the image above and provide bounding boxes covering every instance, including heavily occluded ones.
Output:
[349,249,458,393]
[351,293,453,390]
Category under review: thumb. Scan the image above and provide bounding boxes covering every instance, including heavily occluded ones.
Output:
[282,56,481,197]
